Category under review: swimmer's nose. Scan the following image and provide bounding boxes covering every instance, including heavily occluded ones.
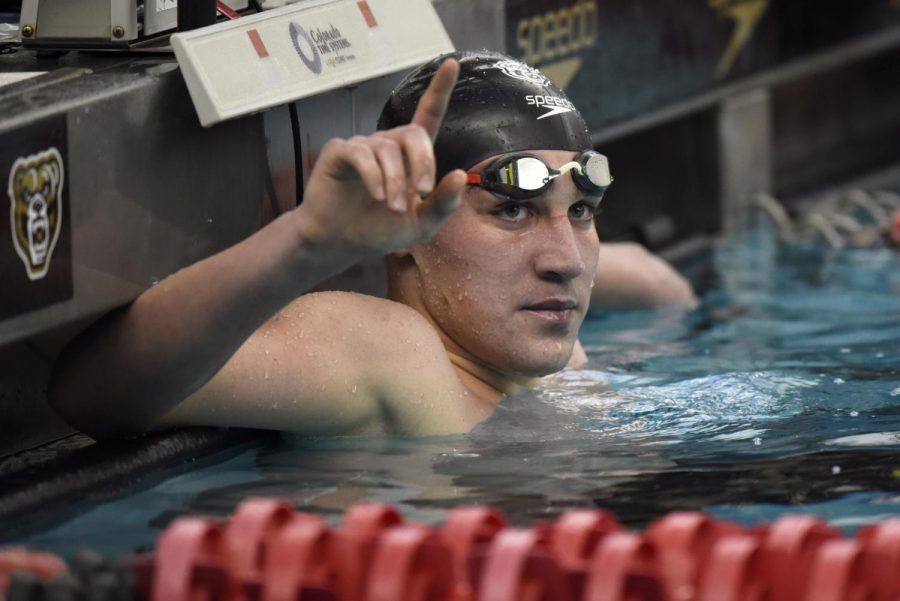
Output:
[534,218,586,282]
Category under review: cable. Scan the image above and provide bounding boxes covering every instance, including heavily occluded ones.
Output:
[288,101,304,206]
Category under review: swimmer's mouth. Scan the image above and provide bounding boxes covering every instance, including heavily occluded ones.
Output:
[521,299,578,322]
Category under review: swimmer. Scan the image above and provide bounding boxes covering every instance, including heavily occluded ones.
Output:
[49,51,694,439]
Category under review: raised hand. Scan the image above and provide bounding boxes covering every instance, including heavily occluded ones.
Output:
[293,59,466,255]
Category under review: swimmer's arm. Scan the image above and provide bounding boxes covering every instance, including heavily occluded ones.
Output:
[158,292,466,436]
[49,59,466,440]
[48,217,362,439]
[589,242,697,311]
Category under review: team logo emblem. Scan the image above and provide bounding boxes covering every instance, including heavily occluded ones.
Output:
[7,147,64,281]
[290,22,322,74]
[494,59,550,86]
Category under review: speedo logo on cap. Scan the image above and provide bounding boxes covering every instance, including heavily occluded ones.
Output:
[525,94,576,120]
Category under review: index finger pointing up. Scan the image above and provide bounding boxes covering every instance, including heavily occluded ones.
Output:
[410,58,460,143]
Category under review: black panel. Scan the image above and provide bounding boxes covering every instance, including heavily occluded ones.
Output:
[0,114,73,320]
[506,0,900,132]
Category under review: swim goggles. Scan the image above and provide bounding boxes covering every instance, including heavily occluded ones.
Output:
[466,150,612,200]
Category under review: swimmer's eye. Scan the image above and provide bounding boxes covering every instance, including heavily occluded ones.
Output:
[569,201,598,223]
[493,202,531,223]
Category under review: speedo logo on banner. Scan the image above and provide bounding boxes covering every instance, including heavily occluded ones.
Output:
[7,147,65,281]
[525,94,576,120]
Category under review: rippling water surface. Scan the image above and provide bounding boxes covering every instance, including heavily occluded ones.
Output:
[18,226,900,556]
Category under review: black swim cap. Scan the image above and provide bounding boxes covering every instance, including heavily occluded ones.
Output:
[377,50,592,181]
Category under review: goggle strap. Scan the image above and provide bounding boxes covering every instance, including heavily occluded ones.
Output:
[555,161,582,177]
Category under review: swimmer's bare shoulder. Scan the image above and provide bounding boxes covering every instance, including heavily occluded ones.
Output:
[159,290,478,436]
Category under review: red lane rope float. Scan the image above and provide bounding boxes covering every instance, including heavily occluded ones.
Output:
[152,517,237,601]
[550,508,623,570]
[19,500,900,601]
[262,515,334,601]
[332,504,404,601]
[584,531,668,601]
[0,548,67,595]
[477,527,572,601]
[365,524,453,601]
[226,498,296,588]
[758,515,841,601]
[804,539,885,601]
[858,519,900,599]
[547,509,624,600]
[695,534,769,601]
[647,511,743,600]
[442,506,506,600]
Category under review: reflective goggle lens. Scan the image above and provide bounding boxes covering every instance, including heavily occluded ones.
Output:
[496,156,550,191]
[580,153,612,190]
[468,151,612,199]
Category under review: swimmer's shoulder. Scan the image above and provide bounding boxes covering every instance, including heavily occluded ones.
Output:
[276,290,442,348]
[276,291,474,434]
[275,290,450,371]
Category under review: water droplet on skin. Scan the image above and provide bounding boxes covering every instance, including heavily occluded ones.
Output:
[272,402,278,409]
[264,349,270,356]
[466,273,472,280]
[351,385,357,394]
[264,372,270,380]
[457,293,463,301]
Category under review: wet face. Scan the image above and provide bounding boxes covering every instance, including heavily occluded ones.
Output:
[411,149,601,378]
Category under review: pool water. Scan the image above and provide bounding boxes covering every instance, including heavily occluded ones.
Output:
[13,224,900,557]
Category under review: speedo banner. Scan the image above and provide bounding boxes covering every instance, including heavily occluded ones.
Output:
[506,0,900,130]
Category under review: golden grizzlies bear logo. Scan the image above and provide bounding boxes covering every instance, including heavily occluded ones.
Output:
[8,148,65,281]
